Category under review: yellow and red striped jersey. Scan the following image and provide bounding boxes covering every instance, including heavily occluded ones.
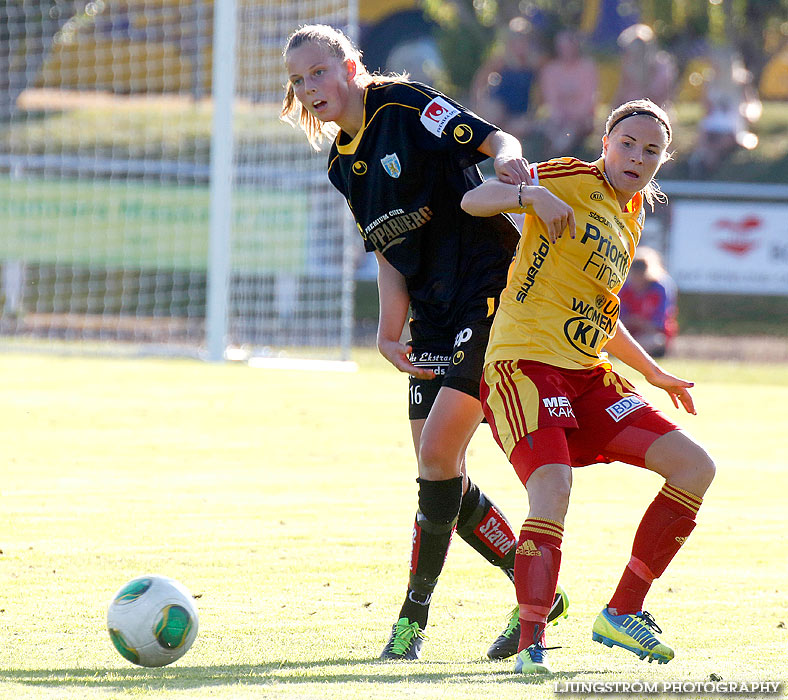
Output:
[485,157,646,369]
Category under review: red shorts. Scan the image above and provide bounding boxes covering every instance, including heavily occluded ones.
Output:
[481,360,680,483]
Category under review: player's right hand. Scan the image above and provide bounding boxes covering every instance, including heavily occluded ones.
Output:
[494,155,531,186]
[530,186,576,243]
[377,339,436,379]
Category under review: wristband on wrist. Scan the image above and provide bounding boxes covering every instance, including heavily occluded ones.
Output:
[518,181,525,209]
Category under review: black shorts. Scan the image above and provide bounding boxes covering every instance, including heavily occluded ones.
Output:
[407,316,493,420]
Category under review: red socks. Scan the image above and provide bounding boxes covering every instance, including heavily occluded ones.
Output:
[512,482,702,647]
[608,482,702,615]
[514,518,563,651]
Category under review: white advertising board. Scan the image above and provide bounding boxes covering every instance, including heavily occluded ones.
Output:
[668,201,788,295]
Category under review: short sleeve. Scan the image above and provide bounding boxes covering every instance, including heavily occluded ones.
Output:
[529,158,587,202]
[396,82,498,165]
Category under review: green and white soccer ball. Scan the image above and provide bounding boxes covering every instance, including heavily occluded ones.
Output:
[107,574,199,667]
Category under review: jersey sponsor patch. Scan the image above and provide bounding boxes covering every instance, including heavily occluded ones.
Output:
[542,396,575,418]
[605,395,647,422]
[474,508,516,558]
[420,96,460,137]
[409,350,450,376]
[380,153,401,178]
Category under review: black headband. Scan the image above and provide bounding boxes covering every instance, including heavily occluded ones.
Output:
[607,110,670,138]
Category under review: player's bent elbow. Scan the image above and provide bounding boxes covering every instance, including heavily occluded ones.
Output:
[460,191,484,216]
[461,191,497,217]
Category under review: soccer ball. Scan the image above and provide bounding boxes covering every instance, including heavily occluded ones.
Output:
[107,574,199,667]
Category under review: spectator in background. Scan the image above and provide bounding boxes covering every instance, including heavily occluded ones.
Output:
[471,17,546,142]
[537,29,599,155]
[359,8,435,76]
[688,45,762,177]
[619,247,677,359]
[759,37,788,101]
[613,24,677,112]
[385,37,444,84]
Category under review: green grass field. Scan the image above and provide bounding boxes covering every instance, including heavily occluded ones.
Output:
[0,350,786,699]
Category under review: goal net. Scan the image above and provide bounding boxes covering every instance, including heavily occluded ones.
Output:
[0,0,357,362]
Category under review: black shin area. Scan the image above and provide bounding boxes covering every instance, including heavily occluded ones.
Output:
[417,476,463,524]
[398,476,462,627]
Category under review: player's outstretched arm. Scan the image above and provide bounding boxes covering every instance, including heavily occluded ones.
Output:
[375,252,435,380]
[606,321,696,415]
[461,179,575,243]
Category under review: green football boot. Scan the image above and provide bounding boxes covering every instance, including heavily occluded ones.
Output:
[513,642,553,675]
[592,608,674,664]
[379,618,426,660]
[487,583,569,660]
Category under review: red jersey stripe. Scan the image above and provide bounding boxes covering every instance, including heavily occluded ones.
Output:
[496,361,527,442]
[539,167,605,182]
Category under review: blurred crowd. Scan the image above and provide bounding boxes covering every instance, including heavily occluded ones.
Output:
[469,18,771,174]
[363,14,787,177]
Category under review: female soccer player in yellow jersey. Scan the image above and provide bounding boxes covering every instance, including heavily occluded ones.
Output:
[462,99,716,675]
[281,24,572,661]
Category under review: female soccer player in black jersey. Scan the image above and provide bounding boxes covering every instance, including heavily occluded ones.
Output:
[282,24,573,661]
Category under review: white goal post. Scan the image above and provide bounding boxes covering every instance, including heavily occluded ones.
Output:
[0,0,358,363]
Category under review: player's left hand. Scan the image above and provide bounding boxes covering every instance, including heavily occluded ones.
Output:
[494,155,531,186]
[530,186,576,243]
[378,339,435,380]
[644,369,696,415]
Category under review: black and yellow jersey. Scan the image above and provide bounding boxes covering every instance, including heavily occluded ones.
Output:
[327,80,519,327]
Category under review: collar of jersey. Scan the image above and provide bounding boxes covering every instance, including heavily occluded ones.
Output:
[334,90,369,155]
[593,157,643,216]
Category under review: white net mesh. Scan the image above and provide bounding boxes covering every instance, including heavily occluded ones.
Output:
[0,0,356,360]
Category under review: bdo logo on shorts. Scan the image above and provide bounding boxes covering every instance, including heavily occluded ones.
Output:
[605,395,646,422]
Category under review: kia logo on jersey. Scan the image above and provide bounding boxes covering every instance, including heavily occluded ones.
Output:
[420,96,460,137]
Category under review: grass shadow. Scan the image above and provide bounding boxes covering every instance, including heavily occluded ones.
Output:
[0,659,605,689]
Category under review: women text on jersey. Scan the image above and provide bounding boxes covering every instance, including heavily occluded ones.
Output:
[327,81,519,327]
